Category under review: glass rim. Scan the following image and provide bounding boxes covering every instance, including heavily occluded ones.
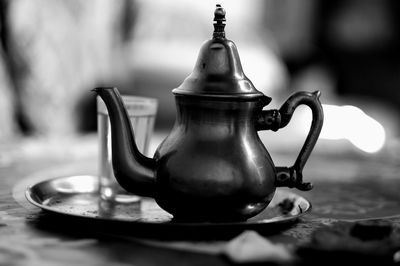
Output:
[97,95,158,115]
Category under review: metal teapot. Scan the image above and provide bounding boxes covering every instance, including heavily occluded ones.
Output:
[94,5,323,222]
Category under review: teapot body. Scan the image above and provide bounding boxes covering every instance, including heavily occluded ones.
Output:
[154,95,276,221]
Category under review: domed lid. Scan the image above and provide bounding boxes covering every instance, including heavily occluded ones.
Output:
[173,5,270,102]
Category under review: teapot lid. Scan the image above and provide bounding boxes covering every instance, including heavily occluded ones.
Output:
[173,5,270,102]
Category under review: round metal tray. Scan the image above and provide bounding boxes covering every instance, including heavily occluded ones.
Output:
[25,175,311,239]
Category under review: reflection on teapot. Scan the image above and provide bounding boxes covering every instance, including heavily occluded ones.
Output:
[94,5,323,222]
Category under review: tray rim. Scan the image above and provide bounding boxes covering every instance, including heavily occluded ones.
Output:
[25,174,312,228]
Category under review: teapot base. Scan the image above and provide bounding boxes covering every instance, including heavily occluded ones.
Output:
[155,197,272,223]
[171,214,249,223]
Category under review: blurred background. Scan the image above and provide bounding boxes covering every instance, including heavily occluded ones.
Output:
[0,0,400,162]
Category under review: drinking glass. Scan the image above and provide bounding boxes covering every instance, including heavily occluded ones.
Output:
[97,95,157,203]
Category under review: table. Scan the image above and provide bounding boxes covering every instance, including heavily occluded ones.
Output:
[2,135,400,265]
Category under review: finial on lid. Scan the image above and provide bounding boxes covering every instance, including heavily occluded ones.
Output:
[213,4,226,39]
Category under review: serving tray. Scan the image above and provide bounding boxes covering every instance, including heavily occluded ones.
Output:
[26,175,311,239]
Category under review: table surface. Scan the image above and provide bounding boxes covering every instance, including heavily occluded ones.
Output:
[2,135,400,265]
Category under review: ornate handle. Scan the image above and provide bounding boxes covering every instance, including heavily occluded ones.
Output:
[256,91,324,191]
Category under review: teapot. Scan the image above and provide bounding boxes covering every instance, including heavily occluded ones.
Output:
[94,5,323,222]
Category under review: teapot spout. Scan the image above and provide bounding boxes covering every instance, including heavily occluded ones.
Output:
[93,87,156,197]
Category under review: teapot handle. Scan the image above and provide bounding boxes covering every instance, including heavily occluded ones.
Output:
[256,91,324,191]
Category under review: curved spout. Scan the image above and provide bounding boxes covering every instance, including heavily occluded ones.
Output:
[94,87,156,197]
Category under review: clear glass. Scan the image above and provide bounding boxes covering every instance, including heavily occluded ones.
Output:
[97,95,157,203]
